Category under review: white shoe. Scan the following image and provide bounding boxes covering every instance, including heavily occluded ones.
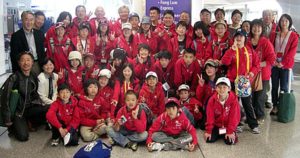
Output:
[151,143,165,151]
[251,127,261,134]
[51,138,60,146]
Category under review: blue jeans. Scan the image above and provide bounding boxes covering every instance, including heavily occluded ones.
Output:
[106,126,148,147]
[152,132,192,150]
[271,67,289,107]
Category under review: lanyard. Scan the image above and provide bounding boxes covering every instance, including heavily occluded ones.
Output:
[236,47,249,77]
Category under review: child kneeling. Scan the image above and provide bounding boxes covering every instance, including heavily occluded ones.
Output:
[46,84,80,146]
[147,97,198,152]
[204,77,240,145]
[106,90,148,151]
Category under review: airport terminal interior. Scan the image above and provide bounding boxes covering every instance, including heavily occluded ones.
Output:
[0,0,300,157]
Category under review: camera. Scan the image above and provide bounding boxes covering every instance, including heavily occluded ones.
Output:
[120,115,127,124]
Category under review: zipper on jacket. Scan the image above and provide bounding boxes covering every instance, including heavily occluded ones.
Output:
[20,78,28,117]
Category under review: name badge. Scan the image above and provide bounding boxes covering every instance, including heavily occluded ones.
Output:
[101,59,107,63]
[219,127,226,135]
[162,82,170,91]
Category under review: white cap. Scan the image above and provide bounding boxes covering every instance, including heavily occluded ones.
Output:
[68,51,82,61]
[98,69,111,79]
[146,71,158,79]
[122,22,132,30]
[216,77,231,87]
[178,84,190,91]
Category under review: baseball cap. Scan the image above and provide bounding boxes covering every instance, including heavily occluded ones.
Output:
[165,97,180,108]
[216,77,231,88]
[177,84,190,91]
[146,71,158,79]
[129,12,140,20]
[122,22,132,30]
[98,69,111,79]
[204,59,218,68]
[214,20,227,28]
[55,22,65,29]
[79,22,90,31]
[141,16,151,24]
[234,28,247,37]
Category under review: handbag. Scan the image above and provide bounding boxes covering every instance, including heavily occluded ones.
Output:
[234,47,252,97]
[0,89,20,126]
[73,139,112,158]
[251,71,263,92]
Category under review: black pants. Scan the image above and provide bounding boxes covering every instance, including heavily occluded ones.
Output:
[271,67,289,107]
[206,127,237,145]
[10,105,48,141]
[252,80,269,119]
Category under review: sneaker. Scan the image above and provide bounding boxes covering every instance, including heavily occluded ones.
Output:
[51,138,60,146]
[257,119,265,125]
[236,125,243,133]
[151,143,165,151]
[251,127,261,134]
[270,107,278,115]
[127,142,138,151]
[108,137,115,146]
[265,102,273,109]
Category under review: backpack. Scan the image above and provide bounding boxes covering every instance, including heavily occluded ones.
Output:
[137,103,154,129]
[73,140,112,158]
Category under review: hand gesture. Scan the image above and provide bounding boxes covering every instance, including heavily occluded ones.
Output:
[197,74,205,87]
[132,105,139,119]
[231,41,237,50]
[58,68,64,79]
[110,62,116,74]
[87,11,93,18]
[187,143,195,152]
[194,105,199,114]
[110,31,116,41]
[225,133,236,143]
[204,132,211,141]
[59,127,68,137]
[147,142,154,152]
[111,100,118,106]
[96,119,104,124]
[137,54,144,64]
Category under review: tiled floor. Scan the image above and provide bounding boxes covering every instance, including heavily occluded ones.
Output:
[1,77,300,158]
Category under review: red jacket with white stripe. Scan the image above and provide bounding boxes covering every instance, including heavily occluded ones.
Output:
[133,56,155,82]
[153,61,175,89]
[58,66,85,95]
[112,79,140,108]
[136,31,158,56]
[138,82,165,117]
[69,17,90,38]
[180,97,203,121]
[196,80,216,106]
[154,23,177,51]
[206,91,240,134]
[116,105,147,133]
[46,96,80,131]
[247,37,276,80]
[167,35,194,62]
[147,110,198,145]
[96,86,115,119]
[78,95,103,127]
[221,46,260,82]
[115,35,139,59]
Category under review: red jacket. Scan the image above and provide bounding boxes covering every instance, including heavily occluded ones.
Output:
[147,110,198,145]
[94,35,115,65]
[206,91,240,134]
[83,64,100,81]
[174,58,201,90]
[247,37,276,80]
[109,18,126,37]
[58,66,85,95]
[96,86,115,119]
[186,24,194,39]
[116,105,147,133]
[89,17,109,36]
[193,37,210,68]
[153,61,175,89]
[263,22,277,44]
[46,96,80,131]
[115,35,139,59]
[196,80,216,106]
[138,82,165,117]
[133,56,155,82]
[221,46,260,82]
[154,23,177,51]
[69,17,90,38]
[45,35,72,72]
[136,31,158,56]
[275,31,299,69]
[78,95,103,127]
[205,31,231,61]
[71,36,96,55]
[167,35,194,62]
[181,97,203,121]
[113,79,140,108]
[45,25,72,47]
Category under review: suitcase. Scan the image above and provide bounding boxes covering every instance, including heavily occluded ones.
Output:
[277,69,296,123]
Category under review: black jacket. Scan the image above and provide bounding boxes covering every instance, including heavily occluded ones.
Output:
[0,71,40,124]
[10,28,45,72]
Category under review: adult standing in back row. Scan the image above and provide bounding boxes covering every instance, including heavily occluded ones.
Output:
[10,10,45,74]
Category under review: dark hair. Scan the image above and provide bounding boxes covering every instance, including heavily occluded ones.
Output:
[58,83,71,92]
[138,43,151,52]
[113,48,127,60]
[124,89,138,100]
[79,21,90,31]
[193,21,210,38]
[214,8,225,16]
[250,19,264,38]
[157,50,172,59]
[278,14,293,30]
[34,11,45,18]
[83,79,99,95]
[165,101,178,108]
[149,6,160,14]
[163,10,174,18]
[119,63,135,85]
[200,8,211,15]
[56,11,72,24]
[183,48,196,56]
[241,20,251,28]
[41,58,55,70]
[202,65,221,84]
[97,19,110,37]
[75,5,86,13]
[231,9,242,18]
[176,21,188,29]
[18,51,34,61]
